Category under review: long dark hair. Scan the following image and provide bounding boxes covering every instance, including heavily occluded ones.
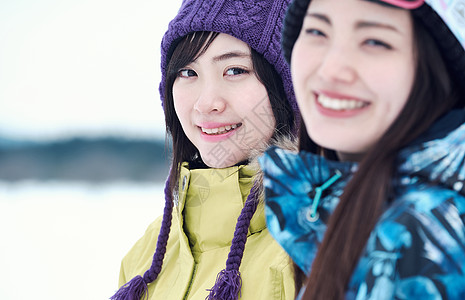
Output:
[298,11,463,299]
[164,31,295,191]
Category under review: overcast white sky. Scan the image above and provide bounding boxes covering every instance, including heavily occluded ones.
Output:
[0,0,182,141]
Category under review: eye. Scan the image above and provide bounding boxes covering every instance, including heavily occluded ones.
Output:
[225,67,249,76]
[304,28,326,38]
[177,69,197,78]
[364,39,392,50]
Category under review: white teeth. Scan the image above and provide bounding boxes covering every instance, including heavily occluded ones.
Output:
[317,94,366,110]
[202,128,213,134]
[201,123,241,135]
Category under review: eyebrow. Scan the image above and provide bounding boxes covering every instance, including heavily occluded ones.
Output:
[212,51,251,62]
[355,21,401,33]
[306,13,401,34]
[307,13,330,24]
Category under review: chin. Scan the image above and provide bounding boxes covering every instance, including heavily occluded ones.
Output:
[201,156,237,169]
[311,132,359,151]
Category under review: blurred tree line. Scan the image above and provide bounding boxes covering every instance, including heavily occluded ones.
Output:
[0,137,171,182]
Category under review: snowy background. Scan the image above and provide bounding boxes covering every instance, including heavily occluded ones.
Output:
[0,181,164,300]
[0,0,183,299]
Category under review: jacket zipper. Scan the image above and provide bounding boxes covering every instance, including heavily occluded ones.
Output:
[183,264,198,300]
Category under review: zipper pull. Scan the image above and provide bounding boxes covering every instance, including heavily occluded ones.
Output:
[307,170,342,222]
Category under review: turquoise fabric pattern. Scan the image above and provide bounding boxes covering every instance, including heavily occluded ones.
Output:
[259,111,465,299]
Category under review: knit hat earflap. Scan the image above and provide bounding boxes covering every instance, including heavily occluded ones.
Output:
[281,0,465,91]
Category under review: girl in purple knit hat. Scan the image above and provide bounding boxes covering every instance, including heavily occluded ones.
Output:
[111,0,298,299]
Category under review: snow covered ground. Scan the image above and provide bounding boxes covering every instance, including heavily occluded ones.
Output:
[0,181,165,300]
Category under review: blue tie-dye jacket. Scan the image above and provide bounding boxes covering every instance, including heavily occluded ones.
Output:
[259,111,465,299]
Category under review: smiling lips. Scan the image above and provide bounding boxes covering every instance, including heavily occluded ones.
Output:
[317,93,368,111]
[200,123,242,135]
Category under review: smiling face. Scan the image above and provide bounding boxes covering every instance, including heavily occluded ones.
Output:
[172,33,276,168]
[292,0,416,161]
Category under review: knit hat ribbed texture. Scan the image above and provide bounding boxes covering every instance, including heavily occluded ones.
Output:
[281,0,465,91]
[159,0,297,113]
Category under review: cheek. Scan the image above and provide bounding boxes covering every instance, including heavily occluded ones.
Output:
[372,61,415,118]
[254,98,275,131]
[172,96,184,122]
[290,44,318,100]
[237,80,271,113]
[172,83,193,125]
[291,64,314,119]
[290,50,306,90]
[261,101,276,136]
[241,92,276,141]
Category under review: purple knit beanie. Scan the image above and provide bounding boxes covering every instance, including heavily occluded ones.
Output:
[159,0,297,113]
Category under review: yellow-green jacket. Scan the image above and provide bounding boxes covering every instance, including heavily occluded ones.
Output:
[118,163,295,299]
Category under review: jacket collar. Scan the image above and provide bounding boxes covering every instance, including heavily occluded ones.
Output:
[177,163,266,254]
[397,110,465,196]
[259,147,356,273]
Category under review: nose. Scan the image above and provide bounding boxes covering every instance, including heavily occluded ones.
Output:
[193,84,227,113]
[317,46,357,84]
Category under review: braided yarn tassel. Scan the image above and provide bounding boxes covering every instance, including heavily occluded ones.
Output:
[110,276,148,300]
[206,184,259,300]
[111,178,173,300]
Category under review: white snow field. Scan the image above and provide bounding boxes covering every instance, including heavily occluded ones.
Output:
[0,181,165,300]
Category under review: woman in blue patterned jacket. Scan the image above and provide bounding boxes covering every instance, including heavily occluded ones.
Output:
[259,0,465,299]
